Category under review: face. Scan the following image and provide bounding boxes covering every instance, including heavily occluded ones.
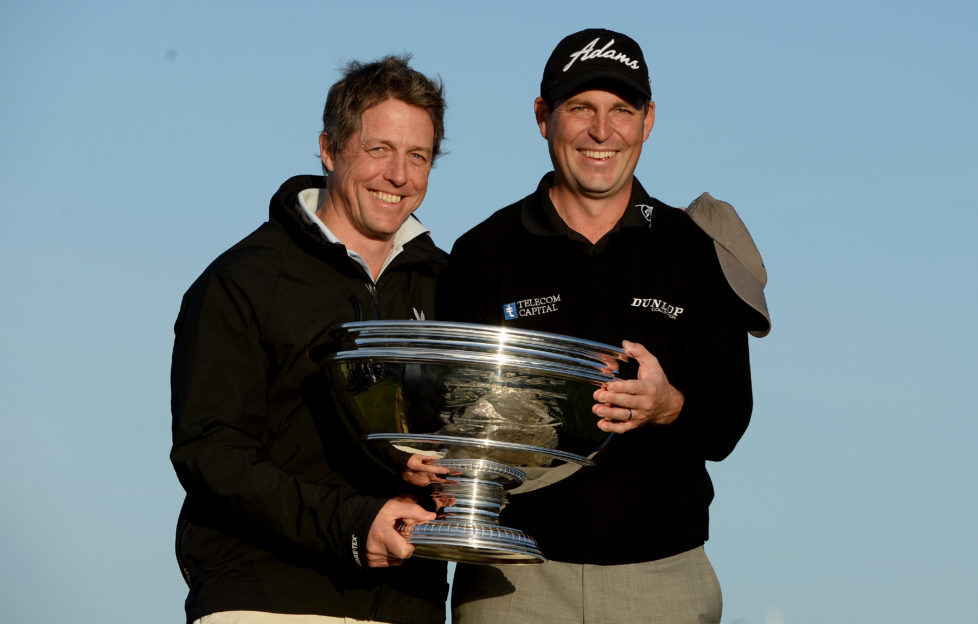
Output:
[319,98,435,244]
[535,89,654,203]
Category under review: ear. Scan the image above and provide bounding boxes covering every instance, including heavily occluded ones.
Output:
[643,100,656,141]
[534,97,551,140]
[319,133,335,172]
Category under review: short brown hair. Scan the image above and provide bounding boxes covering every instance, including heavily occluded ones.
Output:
[321,54,446,165]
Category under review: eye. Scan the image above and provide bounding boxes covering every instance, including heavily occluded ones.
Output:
[410,152,430,165]
[560,102,590,113]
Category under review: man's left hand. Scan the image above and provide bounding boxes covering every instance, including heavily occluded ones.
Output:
[592,340,684,433]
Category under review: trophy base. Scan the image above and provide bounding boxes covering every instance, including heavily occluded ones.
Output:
[399,457,544,564]
[406,520,544,564]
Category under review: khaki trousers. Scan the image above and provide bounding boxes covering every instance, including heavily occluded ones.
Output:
[195,612,388,624]
[452,546,722,624]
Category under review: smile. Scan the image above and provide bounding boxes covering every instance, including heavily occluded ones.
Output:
[370,190,403,203]
[580,149,616,160]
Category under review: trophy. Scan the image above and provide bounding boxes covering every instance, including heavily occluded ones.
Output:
[322,320,629,564]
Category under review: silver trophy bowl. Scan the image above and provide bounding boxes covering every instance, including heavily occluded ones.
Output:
[322,320,629,564]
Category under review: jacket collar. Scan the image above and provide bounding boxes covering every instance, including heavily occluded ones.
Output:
[268,174,447,273]
[520,172,666,242]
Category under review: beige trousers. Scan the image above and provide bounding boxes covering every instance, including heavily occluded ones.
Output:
[452,546,722,624]
[194,612,388,624]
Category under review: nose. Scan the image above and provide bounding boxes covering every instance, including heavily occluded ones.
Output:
[385,155,408,187]
[588,111,611,142]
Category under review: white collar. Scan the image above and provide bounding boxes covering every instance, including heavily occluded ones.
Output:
[296,187,429,282]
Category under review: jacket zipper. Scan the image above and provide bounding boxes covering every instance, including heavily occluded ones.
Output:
[365,282,380,319]
[362,280,385,619]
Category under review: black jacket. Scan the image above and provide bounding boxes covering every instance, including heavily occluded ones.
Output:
[437,173,753,564]
[170,175,449,623]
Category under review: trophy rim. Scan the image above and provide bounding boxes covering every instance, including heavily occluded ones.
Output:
[334,320,628,362]
[366,433,595,467]
[329,346,618,385]
[328,320,629,384]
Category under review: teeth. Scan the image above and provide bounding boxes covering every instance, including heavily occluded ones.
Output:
[581,150,615,159]
[371,191,402,203]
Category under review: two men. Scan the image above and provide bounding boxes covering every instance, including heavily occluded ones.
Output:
[440,29,769,623]
[170,56,449,624]
[172,30,769,624]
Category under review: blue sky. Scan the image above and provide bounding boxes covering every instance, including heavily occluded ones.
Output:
[1,1,976,622]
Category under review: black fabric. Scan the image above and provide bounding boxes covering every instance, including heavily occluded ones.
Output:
[437,173,752,565]
[170,175,449,623]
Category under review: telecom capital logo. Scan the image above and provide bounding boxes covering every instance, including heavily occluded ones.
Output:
[631,297,684,320]
[503,294,561,320]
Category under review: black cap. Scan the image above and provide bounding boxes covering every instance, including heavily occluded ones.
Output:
[540,28,651,104]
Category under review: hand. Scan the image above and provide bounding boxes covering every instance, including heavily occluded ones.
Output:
[401,453,452,487]
[365,495,436,567]
[592,340,684,433]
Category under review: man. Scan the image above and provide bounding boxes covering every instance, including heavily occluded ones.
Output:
[170,55,450,624]
[440,29,770,624]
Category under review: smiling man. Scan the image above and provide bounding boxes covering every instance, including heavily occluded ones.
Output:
[171,56,450,624]
[316,97,437,279]
[440,29,769,624]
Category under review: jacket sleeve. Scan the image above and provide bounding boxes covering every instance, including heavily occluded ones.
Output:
[663,244,753,462]
[169,266,385,568]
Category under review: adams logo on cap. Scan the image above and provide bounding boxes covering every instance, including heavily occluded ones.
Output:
[563,37,641,73]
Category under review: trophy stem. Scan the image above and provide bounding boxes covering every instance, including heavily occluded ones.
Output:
[401,458,544,564]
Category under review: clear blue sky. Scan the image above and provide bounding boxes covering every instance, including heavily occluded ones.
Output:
[2,1,976,622]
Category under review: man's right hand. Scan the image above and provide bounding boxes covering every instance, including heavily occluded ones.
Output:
[401,453,453,487]
[365,495,436,567]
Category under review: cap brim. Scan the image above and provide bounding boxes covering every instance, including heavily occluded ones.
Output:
[686,192,770,338]
[715,242,771,338]
[546,72,651,103]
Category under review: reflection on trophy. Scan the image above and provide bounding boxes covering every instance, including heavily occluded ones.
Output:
[322,320,629,564]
